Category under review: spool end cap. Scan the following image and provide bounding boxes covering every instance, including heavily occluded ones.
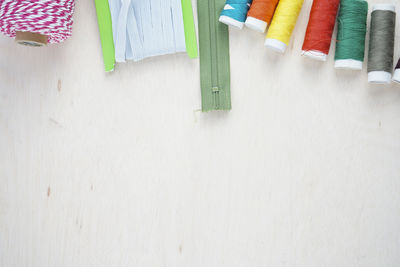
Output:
[302,50,327,61]
[372,4,395,12]
[219,16,244,29]
[265,38,287,54]
[245,17,267,33]
[392,69,400,83]
[335,59,363,70]
[15,31,47,47]
[368,71,392,84]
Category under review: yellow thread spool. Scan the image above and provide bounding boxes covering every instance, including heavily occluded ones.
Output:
[265,0,304,53]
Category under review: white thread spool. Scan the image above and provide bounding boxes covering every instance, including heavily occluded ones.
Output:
[367,4,396,84]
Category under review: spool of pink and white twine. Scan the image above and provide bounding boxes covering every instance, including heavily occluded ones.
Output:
[0,0,75,46]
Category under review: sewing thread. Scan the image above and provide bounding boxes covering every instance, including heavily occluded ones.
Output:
[219,0,252,29]
[245,0,279,33]
[265,0,304,53]
[367,4,396,84]
[0,0,75,44]
[393,58,400,83]
[334,0,368,70]
[301,0,340,61]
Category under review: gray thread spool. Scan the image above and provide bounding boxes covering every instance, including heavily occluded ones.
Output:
[367,4,396,84]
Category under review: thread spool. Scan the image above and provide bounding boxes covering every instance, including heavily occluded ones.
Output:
[265,0,304,53]
[219,0,252,29]
[15,32,48,47]
[393,59,400,83]
[334,0,368,70]
[367,4,396,84]
[301,0,340,61]
[245,0,279,33]
[0,0,75,45]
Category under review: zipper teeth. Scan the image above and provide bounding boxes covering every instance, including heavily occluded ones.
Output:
[208,0,220,109]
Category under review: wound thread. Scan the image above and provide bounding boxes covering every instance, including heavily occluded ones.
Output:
[334,0,368,70]
[245,0,279,33]
[219,0,252,29]
[0,0,75,44]
[265,0,304,53]
[367,5,396,84]
[302,0,340,61]
[393,58,400,83]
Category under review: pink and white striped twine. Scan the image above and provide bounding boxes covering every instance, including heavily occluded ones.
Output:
[0,0,75,44]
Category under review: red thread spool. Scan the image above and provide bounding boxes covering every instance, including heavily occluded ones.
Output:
[302,0,340,61]
[245,0,279,33]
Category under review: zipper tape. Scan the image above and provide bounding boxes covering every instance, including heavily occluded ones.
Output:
[198,0,232,111]
[94,0,115,72]
[181,0,198,58]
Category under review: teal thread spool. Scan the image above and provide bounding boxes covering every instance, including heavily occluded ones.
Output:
[367,4,396,84]
[334,0,368,70]
[219,0,252,29]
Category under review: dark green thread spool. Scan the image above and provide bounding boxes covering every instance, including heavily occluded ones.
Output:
[334,0,368,70]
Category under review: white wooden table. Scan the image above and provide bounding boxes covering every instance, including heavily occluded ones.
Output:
[1,0,400,266]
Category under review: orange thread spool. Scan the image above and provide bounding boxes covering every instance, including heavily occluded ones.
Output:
[301,0,340,61]
[245,0,279,33]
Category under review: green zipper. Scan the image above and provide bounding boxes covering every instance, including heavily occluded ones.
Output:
[198,0,231,111]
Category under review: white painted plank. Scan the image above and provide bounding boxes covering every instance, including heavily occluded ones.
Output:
[0,0,400,266]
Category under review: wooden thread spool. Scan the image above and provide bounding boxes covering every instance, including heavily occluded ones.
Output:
[15,31,48,47]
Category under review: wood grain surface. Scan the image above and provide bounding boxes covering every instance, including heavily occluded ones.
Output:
[1,0,400,266]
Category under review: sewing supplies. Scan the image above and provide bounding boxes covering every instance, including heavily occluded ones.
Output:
[393,59,400,83]
[199,0,231,111]
[182,0,198,59]
[95,0,115,72]
[334,0,368,70]
[301,0,340,61]
[219,0,252,29]
[265,0,304,53]
[245,0,279,33]
[367,4,396,84]
[0,0,75,46]
[103,0,197,65]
